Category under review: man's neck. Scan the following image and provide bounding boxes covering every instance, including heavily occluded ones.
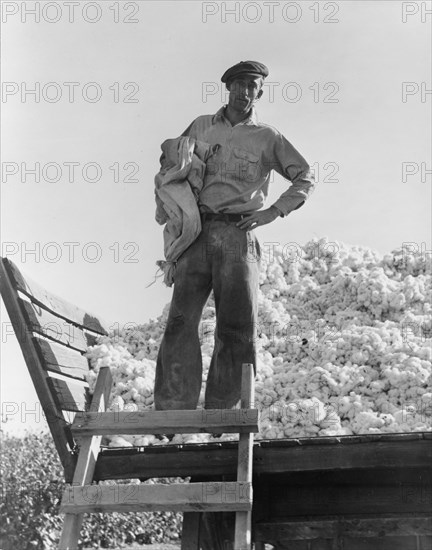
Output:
[224,105,252,126]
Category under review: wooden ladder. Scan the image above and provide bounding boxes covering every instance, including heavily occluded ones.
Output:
[59,363,259,550]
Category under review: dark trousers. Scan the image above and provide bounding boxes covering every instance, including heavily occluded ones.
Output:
[154,219,260,410]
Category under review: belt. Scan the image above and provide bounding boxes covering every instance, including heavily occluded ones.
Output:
[201,212,247,223]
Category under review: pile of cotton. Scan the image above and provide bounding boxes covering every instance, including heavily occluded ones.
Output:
[85,238,431,446]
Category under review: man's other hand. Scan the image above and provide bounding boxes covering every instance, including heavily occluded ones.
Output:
[236,206,282,230]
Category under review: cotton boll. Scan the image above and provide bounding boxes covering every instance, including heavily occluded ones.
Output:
[263,427,279,439]
[110,396,125,412]
[169,434,184,445]
[421,392,432,408]
[85,369,98,393]
[351,411,385,433]
[304,424,320,434]
[183,433,211,444]
[108,436,134,448]
[134,436,154,446]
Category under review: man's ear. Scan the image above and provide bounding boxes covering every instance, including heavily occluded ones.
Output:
[257,89,264,99]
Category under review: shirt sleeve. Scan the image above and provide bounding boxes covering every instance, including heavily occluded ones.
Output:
[270,132,315,216]
[181,118,197,137]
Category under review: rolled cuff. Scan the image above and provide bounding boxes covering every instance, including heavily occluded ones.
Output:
[272,197,306,217]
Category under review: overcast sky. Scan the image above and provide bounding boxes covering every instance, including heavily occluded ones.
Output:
[1,0,431,432]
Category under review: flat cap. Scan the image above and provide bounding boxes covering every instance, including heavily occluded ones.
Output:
[221,60,269,84]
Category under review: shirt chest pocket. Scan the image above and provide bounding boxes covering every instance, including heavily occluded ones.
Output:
[232,147,260,181]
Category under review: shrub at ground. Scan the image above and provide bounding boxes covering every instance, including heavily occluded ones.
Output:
[0,431,182,549]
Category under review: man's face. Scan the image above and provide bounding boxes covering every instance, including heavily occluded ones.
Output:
[227,74,264,114]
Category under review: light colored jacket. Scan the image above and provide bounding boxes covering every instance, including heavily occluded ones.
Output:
[155,136,216,286]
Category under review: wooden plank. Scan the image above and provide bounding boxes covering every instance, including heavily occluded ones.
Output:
[94,445,239,480]
[234,363,255,550]
[252,439,432,473]
[254,516,432,541]
[61,481,252,514]
[93,438,432,480]
[4,258,109,335]
[34,337,90,380]
[419,536,432,550]
[19,298,96,352]
[258,433,427,447]
[0,258,76,480]
[340,536,420,550]
[268,483,432,517]
[260,538,419,550]
[47,376,90,412]
[266,465,432,488]
[72,408,260,436]
[262,542,334,550]
[59,367,112,550]
[181,513,201,549]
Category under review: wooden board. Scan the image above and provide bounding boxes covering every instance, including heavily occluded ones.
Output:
[4,258,109,335]
[254,515,432,541]
[95,444,238,479]
[19,298,96,352]
[254,439,432,472]
[259,466,432,486]
[72,409,260,436]
[267,483,432,516]
[34,337,90,380]
[340,536,431,550]
[60,481,252,514]
[259,536,431,550]
[47,376,90,412]
[93,436,432,480]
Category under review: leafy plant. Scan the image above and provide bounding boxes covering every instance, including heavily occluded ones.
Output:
[0,431,182,549]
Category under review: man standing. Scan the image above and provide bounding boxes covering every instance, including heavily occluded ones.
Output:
[154,61,315,411]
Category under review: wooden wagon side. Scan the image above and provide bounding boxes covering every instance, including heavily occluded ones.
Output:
[0,257,110,482]
[95,433,432,549]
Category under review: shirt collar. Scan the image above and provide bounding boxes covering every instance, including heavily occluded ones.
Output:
[213,105,259,126]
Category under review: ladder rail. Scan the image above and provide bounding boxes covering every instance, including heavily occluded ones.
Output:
[59,367,112,550]
[234,363,255,550]
[58,363,258,549]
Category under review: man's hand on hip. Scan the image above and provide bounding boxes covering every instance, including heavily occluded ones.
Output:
[236,206,282,230]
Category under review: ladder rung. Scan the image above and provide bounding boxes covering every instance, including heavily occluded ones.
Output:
[72,409,260,436]
[60,481,252,513]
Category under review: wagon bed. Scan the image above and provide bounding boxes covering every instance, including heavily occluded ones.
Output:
[1,256,431,549]
[95,433,432,548]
